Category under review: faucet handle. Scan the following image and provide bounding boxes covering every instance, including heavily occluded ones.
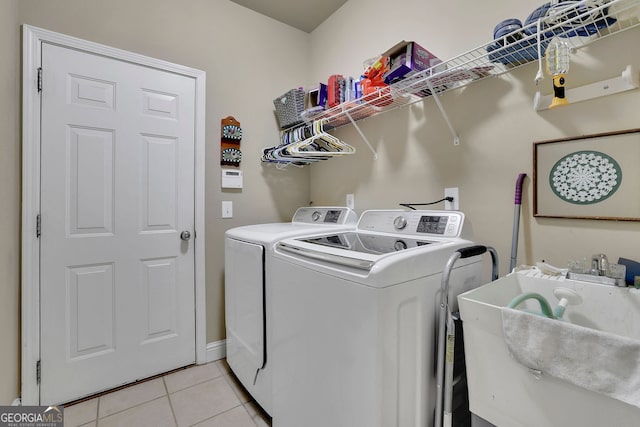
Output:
[591,253,609,276]
[599,254,609,276]
[590,255,600,275]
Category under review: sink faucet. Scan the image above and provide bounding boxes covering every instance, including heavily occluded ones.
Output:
[590,253,609,276]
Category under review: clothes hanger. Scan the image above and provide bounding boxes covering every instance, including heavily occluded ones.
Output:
[287,119,355,156]
[262,119,354,166]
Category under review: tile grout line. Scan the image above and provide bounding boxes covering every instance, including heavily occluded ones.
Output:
[163,376,179,427]
[185,404,247,427]
[95,396,170,425]
[248,401,265,427]
[222,370,271,426]
[165,366,225,395]
[221,373,244,402]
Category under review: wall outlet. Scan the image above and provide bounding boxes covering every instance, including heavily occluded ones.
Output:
[444,187,459,210]
[222,201,233,218]
[346,193,355,210]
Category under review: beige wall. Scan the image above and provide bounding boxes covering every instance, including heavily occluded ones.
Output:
[0,0,21,405]
[1,0,310,403]
[309,0,640,275]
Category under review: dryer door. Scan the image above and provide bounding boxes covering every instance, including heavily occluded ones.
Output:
[225,238,265,388]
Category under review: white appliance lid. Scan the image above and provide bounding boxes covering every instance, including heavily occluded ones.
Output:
[277,232,461,271]
[276,210,471,271]
[297,232,435,255]
[225,207,358,244]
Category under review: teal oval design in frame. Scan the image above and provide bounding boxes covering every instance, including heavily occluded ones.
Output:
[549,150,622,205]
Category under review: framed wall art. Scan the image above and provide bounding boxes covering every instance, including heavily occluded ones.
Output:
[533,128,640,221]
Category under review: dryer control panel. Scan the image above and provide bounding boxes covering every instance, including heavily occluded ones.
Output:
[292,207,358,225]
[357,210,465,238]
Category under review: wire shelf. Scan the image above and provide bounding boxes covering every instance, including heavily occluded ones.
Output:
[305,0,640,129]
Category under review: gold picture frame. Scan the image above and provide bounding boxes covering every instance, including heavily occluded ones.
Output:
[533,128,640,221]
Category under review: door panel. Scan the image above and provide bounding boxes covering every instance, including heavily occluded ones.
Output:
[68,126,114,235]
[141,135,178,230]
[40,42,196,404]
[142,89,178,119]
[68,74,116,110]
[68,263,115,359]
[140,257,178,342]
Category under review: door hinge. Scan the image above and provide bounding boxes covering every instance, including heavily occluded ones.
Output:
[36,214,41,238]
[36,360,41,384]
[37,67,42,92]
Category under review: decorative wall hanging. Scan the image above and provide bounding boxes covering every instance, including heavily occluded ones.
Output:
[534,128,640,221]
[221,116,242,167]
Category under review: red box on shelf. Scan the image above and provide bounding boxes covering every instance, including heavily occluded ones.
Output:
[327,74,345,108]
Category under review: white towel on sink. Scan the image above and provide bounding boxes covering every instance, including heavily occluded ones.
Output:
[501,307,640,408]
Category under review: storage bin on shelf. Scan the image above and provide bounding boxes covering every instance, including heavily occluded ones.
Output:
[273,88,305,129]
[382,40,445,85]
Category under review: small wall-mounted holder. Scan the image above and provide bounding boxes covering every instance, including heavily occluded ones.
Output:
[220,116,242,167]
[534,65,639,111]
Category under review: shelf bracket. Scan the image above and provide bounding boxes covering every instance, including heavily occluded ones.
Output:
[534,65,639,111]
[427,80,460,146]
[344,110,378,160]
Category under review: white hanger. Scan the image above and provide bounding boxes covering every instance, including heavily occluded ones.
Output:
[262,119,355,166]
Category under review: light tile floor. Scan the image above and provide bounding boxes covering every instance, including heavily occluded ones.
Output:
[63,359,272,427]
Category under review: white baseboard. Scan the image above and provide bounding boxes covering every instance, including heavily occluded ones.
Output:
[205,339,226,363]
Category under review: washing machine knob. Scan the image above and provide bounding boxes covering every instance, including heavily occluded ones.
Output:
[393,216,407,230]
[394,240,408,251]
[312,211,322,222]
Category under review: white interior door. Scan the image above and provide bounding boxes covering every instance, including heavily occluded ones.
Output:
[39,42,196,404]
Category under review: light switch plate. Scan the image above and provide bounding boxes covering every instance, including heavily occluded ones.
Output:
[222,201,233,218]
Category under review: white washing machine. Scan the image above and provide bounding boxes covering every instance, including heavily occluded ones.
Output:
[270,210,485,427]
[224,206,358,415]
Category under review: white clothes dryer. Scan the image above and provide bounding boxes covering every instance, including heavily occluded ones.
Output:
[270,210,485,427]
[224,206,358,415]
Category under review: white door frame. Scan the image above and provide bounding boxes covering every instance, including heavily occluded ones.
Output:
[21,25,207,405]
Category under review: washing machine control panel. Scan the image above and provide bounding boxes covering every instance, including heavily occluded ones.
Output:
[358,210,464,238]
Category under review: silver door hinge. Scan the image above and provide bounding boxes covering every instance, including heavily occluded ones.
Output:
[36,214,41,238]
[36,360,41,384]
[37,67,42,92]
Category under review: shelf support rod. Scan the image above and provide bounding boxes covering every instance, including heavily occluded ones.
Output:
[344,110,378,160]
[427,80,460,146]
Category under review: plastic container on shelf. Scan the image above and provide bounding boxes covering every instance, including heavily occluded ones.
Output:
[273,88,305,129]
